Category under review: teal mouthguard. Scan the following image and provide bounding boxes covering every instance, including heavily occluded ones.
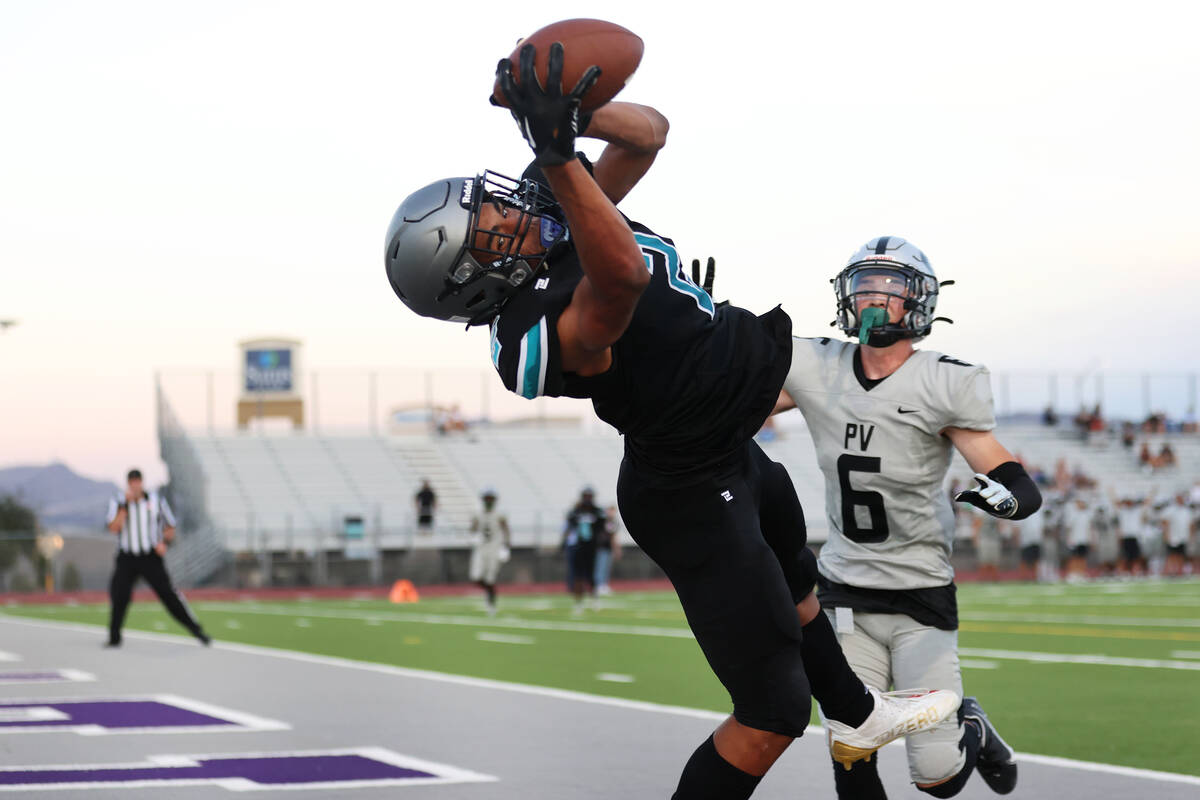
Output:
[858,307,889,343]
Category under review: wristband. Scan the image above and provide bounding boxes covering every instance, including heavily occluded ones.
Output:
[986,461,1042,520]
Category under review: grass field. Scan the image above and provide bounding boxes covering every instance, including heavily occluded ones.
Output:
[5,578,1199,777]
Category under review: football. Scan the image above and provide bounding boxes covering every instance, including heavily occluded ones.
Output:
[492,19,643,112]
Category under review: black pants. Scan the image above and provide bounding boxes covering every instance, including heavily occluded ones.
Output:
[618,441,816,737]
[108,552,204,643]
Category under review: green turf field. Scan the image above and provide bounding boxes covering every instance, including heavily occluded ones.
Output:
[5,578,1199,776]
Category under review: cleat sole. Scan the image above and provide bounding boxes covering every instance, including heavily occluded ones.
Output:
[832,741,877,770]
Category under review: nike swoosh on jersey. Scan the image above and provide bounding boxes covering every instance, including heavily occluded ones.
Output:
[898,407,920,414]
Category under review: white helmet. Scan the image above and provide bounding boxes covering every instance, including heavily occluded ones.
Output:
[831,236,951,346]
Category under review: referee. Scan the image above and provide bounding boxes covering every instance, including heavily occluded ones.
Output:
[104,468,210,648]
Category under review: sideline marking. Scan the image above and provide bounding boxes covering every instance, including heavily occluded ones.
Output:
[0,746,496,792]
[4,615,1200,788]
[957,659,999,670]
[1169,650,1200,659]
[0,651,20,662]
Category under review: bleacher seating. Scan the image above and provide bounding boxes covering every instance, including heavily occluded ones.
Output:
[163,420,1200,553]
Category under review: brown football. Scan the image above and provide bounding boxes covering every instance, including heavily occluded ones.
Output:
[492,19,644,112]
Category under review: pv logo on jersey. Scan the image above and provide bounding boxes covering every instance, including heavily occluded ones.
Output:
[844,423,875,451]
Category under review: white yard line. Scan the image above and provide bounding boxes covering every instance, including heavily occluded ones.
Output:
[959,647,1200,671]
[475,632,535,645]
[194,602,697,639]
[962,611,1200,628]
[2,614,1197,788]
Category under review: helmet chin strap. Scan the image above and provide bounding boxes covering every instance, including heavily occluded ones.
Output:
[858,307,890,344]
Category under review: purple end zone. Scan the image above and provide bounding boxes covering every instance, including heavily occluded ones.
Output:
[0,754,436,787]
[0,701,229,730]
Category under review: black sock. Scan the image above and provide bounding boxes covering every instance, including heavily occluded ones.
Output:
[917,720,981,798]
[672,735,761,800]
[832,751,887,800]
[800,611,873,727]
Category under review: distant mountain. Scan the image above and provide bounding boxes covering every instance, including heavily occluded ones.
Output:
[0,463,120,534]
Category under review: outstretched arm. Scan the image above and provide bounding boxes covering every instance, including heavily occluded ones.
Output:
[586,102,669,205]
[495,44,649,377]
[947,428,1043,520]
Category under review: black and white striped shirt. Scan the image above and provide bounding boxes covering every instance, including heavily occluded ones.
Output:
[106,492,176,555]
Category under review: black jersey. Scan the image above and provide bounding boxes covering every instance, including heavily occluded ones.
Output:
[489,217,792,482]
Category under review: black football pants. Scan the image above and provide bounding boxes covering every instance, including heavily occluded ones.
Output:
[618,441,815,737]
[108,552,204,643]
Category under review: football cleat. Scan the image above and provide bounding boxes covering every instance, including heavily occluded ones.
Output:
[961,696,1017,794]
[825,687,961,770]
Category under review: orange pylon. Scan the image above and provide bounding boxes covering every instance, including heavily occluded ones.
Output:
[389,579,420,603]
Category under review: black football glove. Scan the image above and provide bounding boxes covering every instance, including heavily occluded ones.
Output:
[954,473,1017,518]
[690,256,729,309]
[494,43,601,168]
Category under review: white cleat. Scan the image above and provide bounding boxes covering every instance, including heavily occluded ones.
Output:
[824,687,961,770]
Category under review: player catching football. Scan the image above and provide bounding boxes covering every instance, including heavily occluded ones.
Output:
[384,40,957,800]
[775,237,1043,798]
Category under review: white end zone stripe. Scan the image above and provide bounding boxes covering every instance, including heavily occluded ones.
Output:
[0,651,19,662]
[154,694,290,732]
[0,746,497,792]
[0,669,95,685]
[0,692,288,736]
[4,616,1198,787]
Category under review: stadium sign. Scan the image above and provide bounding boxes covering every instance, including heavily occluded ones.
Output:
[245,348,293,393]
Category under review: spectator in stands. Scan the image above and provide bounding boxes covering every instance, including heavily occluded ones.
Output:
[1142,412,1167,434]
[414,479,437,534]
[469,488,509,615]
[594,504,622,596]
[1042,405,1058,427]
[1159,443,1176,469]
[563,487,603,614]
[105,469,210,648]
[1054,459,1072,491]
[1121,422,1137,450]
[1181,407,1198,434]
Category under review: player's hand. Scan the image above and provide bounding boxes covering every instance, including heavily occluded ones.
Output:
[494,43,601,167]
[154,542,167,557]
[955,473,1017,518]
[690,257,729,309]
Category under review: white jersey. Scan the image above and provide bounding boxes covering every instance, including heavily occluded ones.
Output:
[784,338,995,590]
[1063,503,1094,547]
[472,509,506,546]
[1117,507,1144,538]
[1164,505,1193,547]
[1016,508,1045,547]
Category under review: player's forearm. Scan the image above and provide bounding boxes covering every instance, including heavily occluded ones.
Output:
[542,160,648,298]
[586,103,669,153]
